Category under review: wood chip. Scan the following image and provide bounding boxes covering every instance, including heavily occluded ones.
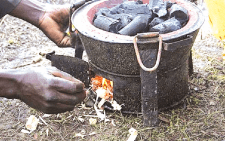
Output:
[26,115,39,131]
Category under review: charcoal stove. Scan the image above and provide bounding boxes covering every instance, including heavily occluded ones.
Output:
[47,0,204,126]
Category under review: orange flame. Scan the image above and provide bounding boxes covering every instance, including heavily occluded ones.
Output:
[91,75,113,100]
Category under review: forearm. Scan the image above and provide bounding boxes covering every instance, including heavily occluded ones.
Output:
[9,0,47,26]
[0,69,23,99]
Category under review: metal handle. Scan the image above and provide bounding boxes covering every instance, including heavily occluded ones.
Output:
[69,5,75,34]
[133,32,163,72]
[69,0,87,33]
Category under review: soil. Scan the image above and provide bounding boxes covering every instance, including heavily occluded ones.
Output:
[0,0,225,141]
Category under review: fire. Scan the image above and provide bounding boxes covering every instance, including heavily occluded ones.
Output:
[90,75,122,112]
[91,75,113,101]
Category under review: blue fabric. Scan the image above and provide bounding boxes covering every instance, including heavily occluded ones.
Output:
[0,0,21,18]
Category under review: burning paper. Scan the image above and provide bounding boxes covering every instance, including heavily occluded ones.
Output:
[91,75,122,121]
[91,76,113,101]
[91,75,122,111]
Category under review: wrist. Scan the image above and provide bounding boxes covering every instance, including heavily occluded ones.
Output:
[0,69,25,99]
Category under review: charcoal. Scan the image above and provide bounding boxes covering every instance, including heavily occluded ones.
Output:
[148,0,161,10]
[110,4,121,14]
[169,4,188,24]
[116,8,125,14]
[117,1,151,15]
[107,14,133,29]
[150,0,167,18]
[136,0,144,4]
[118,15,149,36]
[94,8,133,29]
[93,8,111,23]
[93,0,188,35]
[125,4,151,15]
[149,17,181,34]
[154,3,167,17]
[110,1,141,15]
[149,0,168,17]
[119,1,142,9]
[95,7,111,17]
[165,1,174,9]
[93,15,122,33]
[149,17,165,28]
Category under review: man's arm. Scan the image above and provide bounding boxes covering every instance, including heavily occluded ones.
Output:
[0,0,21,19]
[8,0,46,27]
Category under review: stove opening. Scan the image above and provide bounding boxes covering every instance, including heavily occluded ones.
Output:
[90,75,122,111]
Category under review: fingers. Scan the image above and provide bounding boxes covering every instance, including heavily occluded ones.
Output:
[40,102,75,114]
[22,90,86,114]
[44,90,86,105]
[19,67,86,114]
[49,76,84,94]
[58,36,71,47]
[49,70,85,94]
[38,91,86,114]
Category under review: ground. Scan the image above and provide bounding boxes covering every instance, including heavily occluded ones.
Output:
[0,0,225,141]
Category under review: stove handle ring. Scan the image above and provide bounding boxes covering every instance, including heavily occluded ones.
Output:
[133,33,162,72]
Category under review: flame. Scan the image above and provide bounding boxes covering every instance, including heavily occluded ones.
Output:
[91,75,113,101]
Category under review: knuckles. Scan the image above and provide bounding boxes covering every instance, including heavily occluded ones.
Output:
[43,91,58,102]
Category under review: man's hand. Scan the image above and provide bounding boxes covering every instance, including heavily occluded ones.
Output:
[9,0,72,47]
[17,67,86,114]
[38,5,71,47]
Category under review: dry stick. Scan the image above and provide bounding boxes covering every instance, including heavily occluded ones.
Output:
[39,116,48,126]
[0,15,8,27]
[12,56,42,69]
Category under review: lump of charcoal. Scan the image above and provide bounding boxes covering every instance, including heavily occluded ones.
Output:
[149,0,167,18]
[95,7,111,17]
[110,4,121,14]
[149,17,181,34]
[116,1,151,15]
[153,2,167,18]
[169,4,188,24]
[110,1,139,14]
[94,8,111,21]
[119,1,143,9]
[93,15,122,33]
[107,14,133,29]
[149,0,163,10]
[148,0,167,17]
[165,1,175,9]
[118,15,149,36]
[149,17,165,28]
[124,4,151,15]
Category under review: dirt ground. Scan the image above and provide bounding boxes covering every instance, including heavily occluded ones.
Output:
[0,0,225,141]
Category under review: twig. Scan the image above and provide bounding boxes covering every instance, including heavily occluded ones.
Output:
[39,116,48,126]
[83,115,99,118]
[0,15,8,27]
[12,62,33,69]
